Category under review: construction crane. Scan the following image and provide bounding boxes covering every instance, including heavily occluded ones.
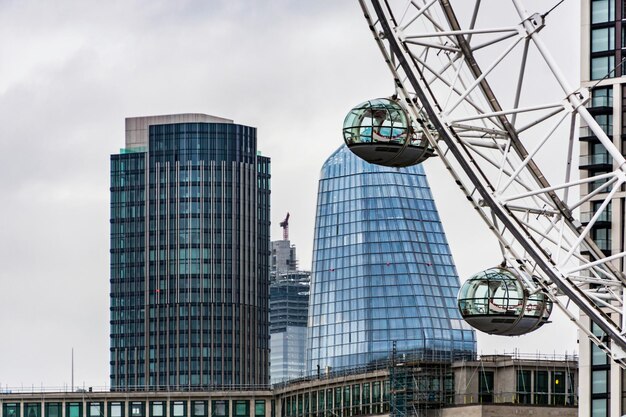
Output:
[280,212,290,240]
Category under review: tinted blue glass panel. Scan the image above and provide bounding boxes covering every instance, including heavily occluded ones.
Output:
[306,146,476,372]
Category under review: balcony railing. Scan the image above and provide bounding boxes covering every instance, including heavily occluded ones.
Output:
[590,96,612,109]
[589,178,611,192]
[579,126,612,139]
[592,239,611,252]
[579,153,612,168]
[580,210,611,224]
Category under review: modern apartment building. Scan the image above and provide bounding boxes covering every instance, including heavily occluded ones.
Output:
[306,145,476,374]
[110,114,271,390]
[580,1,626,416]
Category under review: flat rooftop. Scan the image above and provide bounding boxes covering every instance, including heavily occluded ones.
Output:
[125,113,234,149]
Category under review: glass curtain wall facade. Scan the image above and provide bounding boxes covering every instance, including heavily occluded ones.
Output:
[306,145,476,373]
[110,114,270,390]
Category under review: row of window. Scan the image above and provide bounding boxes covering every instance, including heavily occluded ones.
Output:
[317,187,433,204]
[2,401,266,417]
[314,208,438,227]
[315,218,446,236]
[317,172,428,192]
[282,380,389,417]
[316,198,439,217]
[514,369,576,405]
[112,166,266,190]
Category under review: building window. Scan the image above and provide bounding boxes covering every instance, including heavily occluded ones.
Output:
[66,403,83,417]
[372,382,381,413]
[383,381,391,412]
[130,403,145,417]
[212,401,228,417]
[192,402,207,417]
[25,404,41,417]
[88,403,103,417]
[4,404,20,417]
[234,401,248,417]
[592,0,615,23]
[589,174,611,192]
[567,372,576,406]
[45,403,62,417]
[592,27,615,52]
[534,371,549,405]
[311,393,317,416]
[297,394,303,417]
[552,371,567,405]
[108,403,124,417]
[592,227,611,252]
[352,384,361,414]
[595,114,613,135]
[150,403,164,417]
[591,324,610,416]
[362,382,371,414]
[592,370,609,394]
[479,370,494,403]
[516,370,532,404]
[171,402,186,417]
[592,87,613,108]
[591,55,616,80]
[592,398,609,417]
[254,401,265,417]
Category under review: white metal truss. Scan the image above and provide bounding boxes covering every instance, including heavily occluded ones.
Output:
[358,0,626,365]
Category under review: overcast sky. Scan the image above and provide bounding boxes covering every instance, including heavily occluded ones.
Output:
[0,1,580,388]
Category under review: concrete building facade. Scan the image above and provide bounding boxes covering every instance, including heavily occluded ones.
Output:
[579,1,626,416]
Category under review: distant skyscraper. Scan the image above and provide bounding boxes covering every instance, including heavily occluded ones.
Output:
[110,114,271,390]
[269,214,310,384]
[270,240,297,278]
[307,145,476,372]
[270,270,310,384]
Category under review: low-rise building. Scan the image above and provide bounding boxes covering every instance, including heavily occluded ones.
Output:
[0,353,577,417]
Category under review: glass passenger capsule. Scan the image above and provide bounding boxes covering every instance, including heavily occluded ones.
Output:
[457,267,552,336]
[342,98,434,167]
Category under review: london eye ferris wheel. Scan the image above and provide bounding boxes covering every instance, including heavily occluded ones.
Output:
[343,0,626,366]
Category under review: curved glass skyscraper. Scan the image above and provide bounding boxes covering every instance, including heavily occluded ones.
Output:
[110,114,270,390]
[307,145,476,373]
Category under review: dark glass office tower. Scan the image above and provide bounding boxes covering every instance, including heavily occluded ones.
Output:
[110,114,270,390]
[307,145,475,373]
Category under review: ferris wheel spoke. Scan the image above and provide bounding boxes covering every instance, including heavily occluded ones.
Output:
[399,0,439,31]
[567,253,626,277]
[502,172,616,205]
[444,37,523,115]
[405,26,520,40]
[412,54,490,116]
[460,142,553,207]
[447,102,565,124]
[560,182,622,265]
[470,31,520,52]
